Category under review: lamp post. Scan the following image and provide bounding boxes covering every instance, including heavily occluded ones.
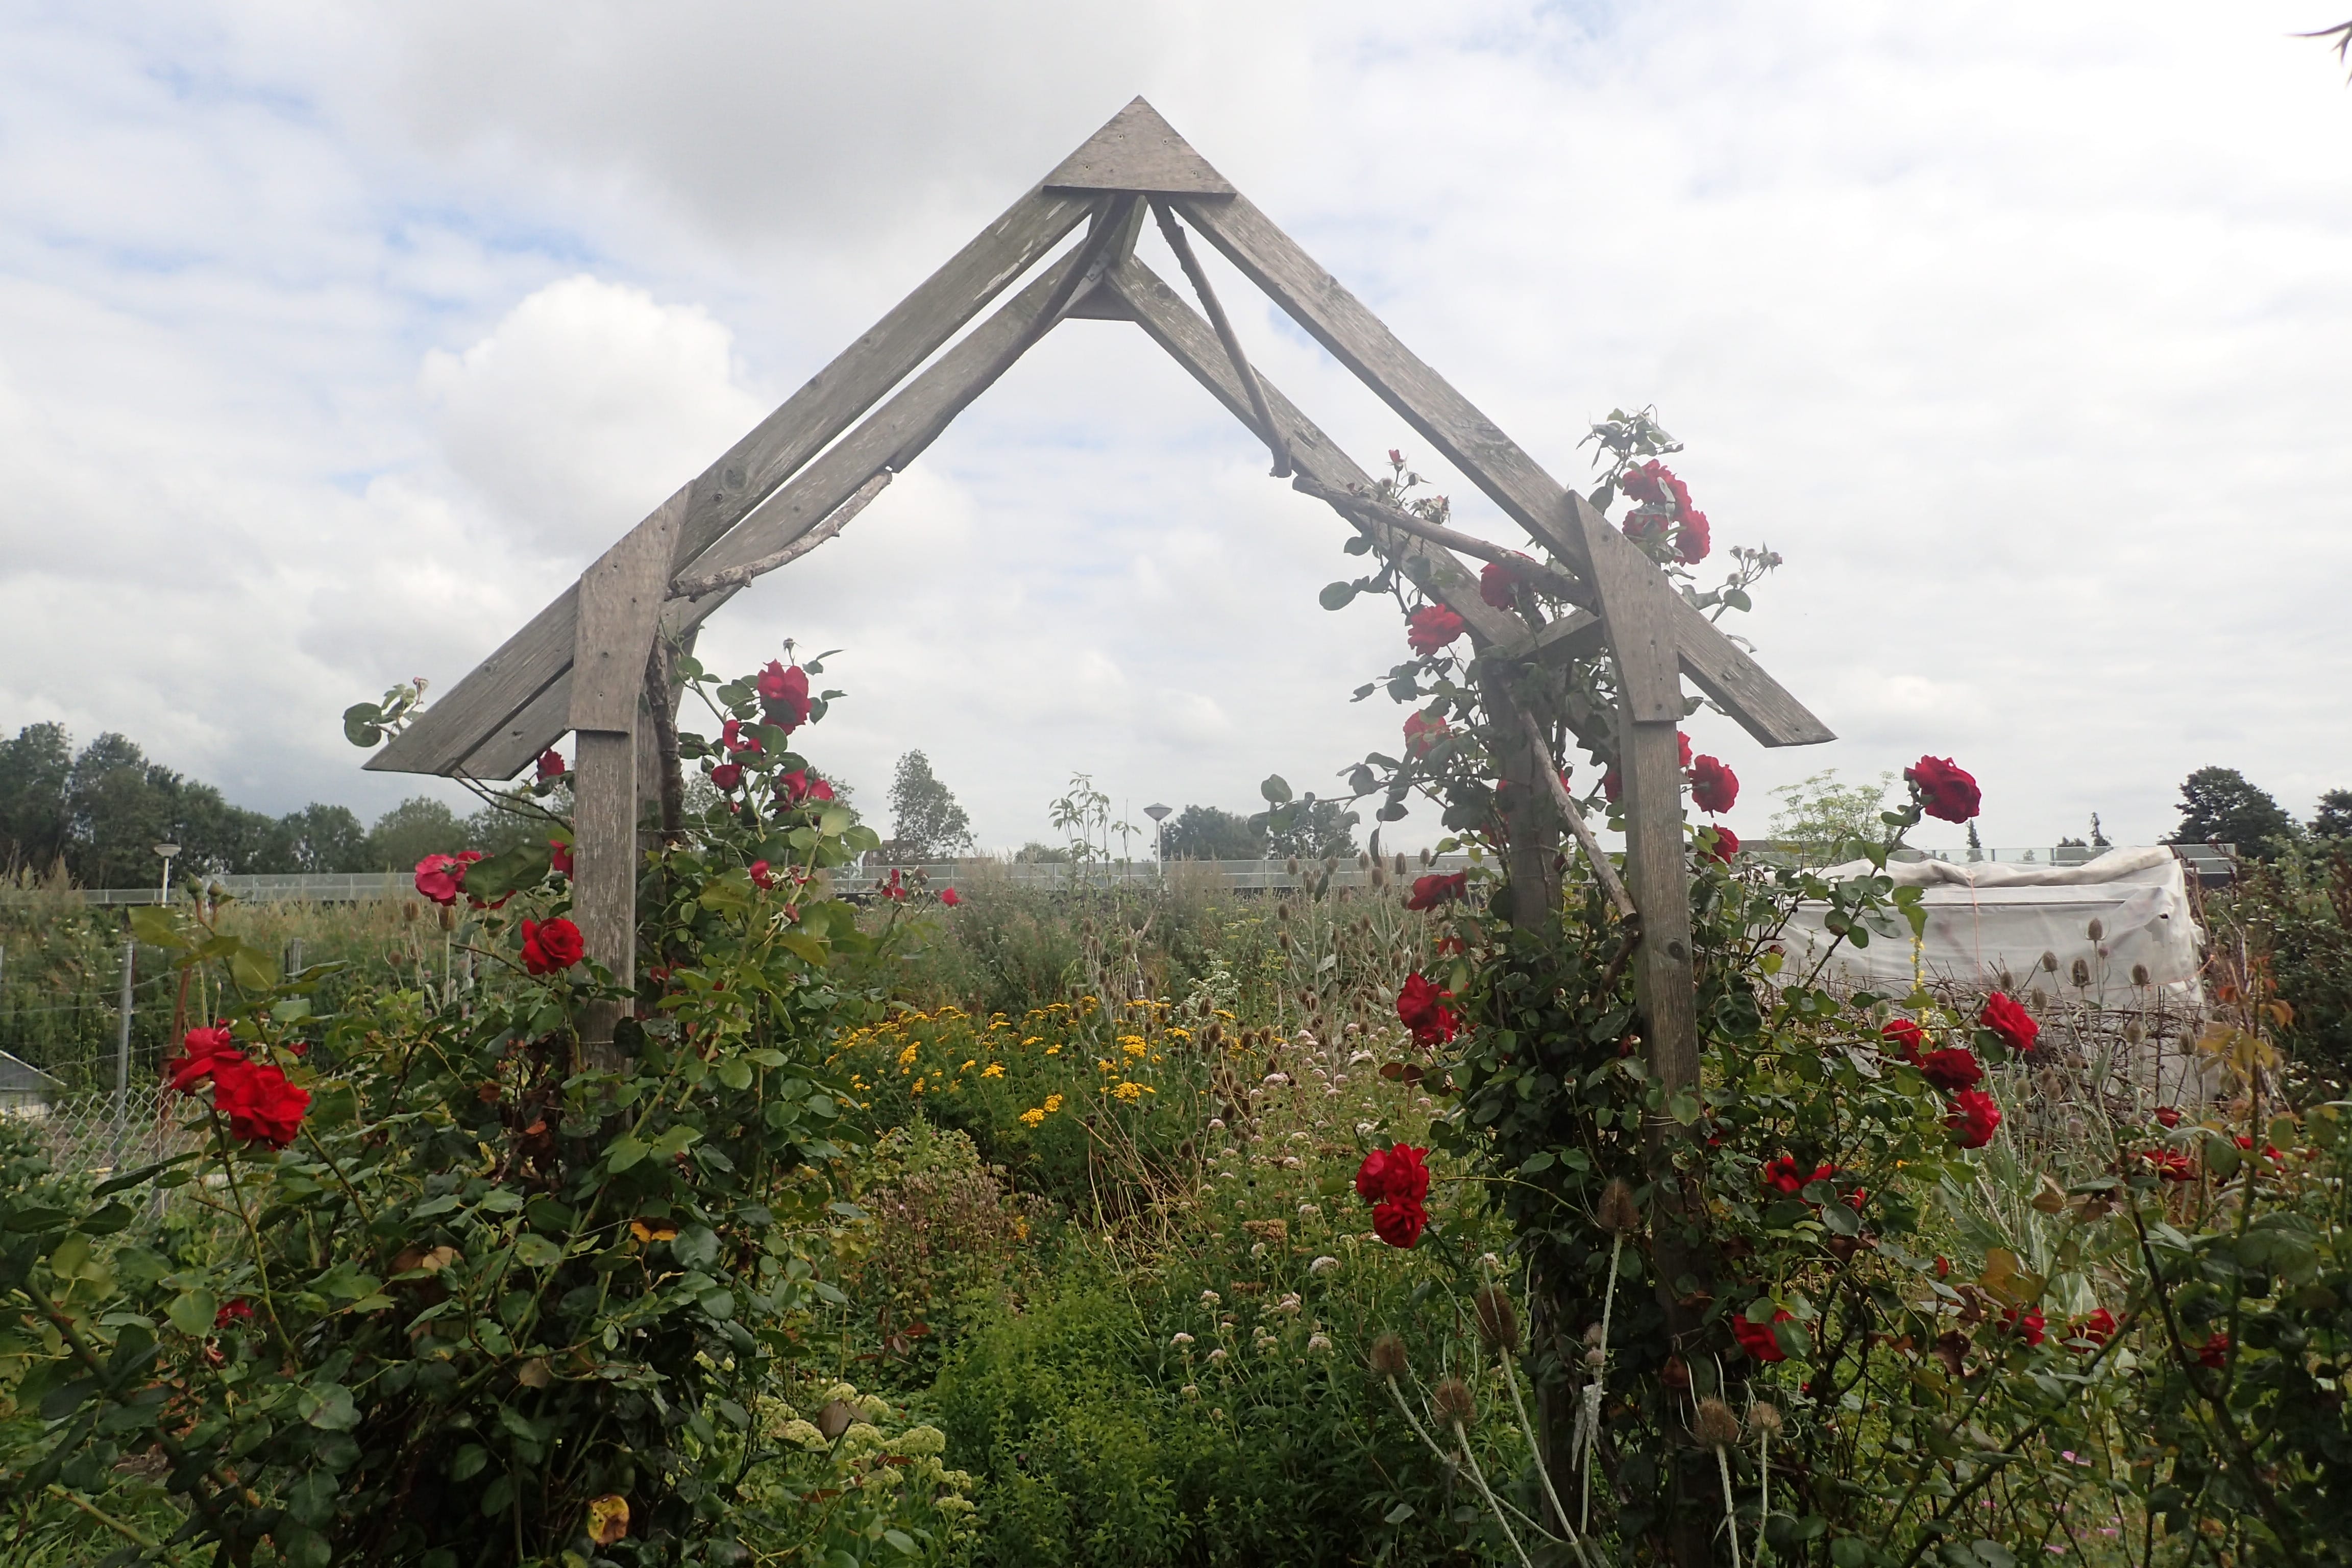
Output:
[154,841,180,905]
[1144,804,1172,871]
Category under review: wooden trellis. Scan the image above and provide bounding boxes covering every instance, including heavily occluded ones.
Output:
[368,97,1833,1083]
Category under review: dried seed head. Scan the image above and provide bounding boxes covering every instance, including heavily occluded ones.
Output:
[1473,1286,1521,1356]
[1695,1396,1742,1449]
[1276,900,1291,923]
[402,901,419,923]
[2030,986,2047,1009]
[1206,1022,1225,1047]
[1324,856,1339,876]
[437,904,456,932]
[1369,1332,1410,1380]
[1286,856,1302,876]
[1432,1377,1477,1431]
[1280,932,1296,952]
[816,1399,856,1440]
[2132,964,2151,988]
[2122,1018,2143,1044]
[1749,1400,1784,1438]
[1583,1322,1605,1345]
[2087,918,2104,942]
[1998,967,2015,991]
[1394,853,1409,876]
[1598,1179,1641,1236]
[2070,957,2092,987]
[2040,950,2059,973]
[1370,862,1389,889]
[1358,851,1373,870]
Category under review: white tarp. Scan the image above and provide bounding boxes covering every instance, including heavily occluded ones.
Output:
[1780,846,2204,1005]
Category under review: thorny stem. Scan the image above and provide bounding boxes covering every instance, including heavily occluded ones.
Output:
[1582,1230,1625,1532]
[1498,1348,1595,1568]
[1714,1445,1744,1568]
[1453,1420,1541,1568]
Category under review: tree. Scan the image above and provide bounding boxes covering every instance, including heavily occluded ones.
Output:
[1160,804,1264,861]
[1767,770,1894,865]
[2168,766,2298,859]
[365,797,467,872]
[0,722,73,873]
[268,804,374,873]
[2314,789,2352,841]
[1254,798,1359,860]
[886,750,973,860]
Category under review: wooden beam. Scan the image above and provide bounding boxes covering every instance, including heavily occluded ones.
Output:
[459,242,1107,779]
[1151,200,1290,477]
[1101,258,1521,647]
[1044,96,1237,195]
[370,184,1094,778]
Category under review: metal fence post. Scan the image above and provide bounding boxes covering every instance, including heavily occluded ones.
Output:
[112,938,133,1168]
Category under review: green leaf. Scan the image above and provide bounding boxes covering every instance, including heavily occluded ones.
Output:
[166,1288,218,1338]
[1260,774,1293,805]
[1384,1502,1416,1525]
[885,1529,918,1554]
[451,1443,489,1481]
[342,702,385,747]
[300,1382,360,1432]
[286,1470,338,1528]
[128,905,188,950]
[1519,1151,1555,1174]
[604,1136,648,1173]
[461,841,553,904]
[513,1233,562,1269]
[717,1059,753,1091]
[1831,1538,1868,1568]
[92,1151,200,1197]
[1319,581,1359,611]
[673,1226,720,1268]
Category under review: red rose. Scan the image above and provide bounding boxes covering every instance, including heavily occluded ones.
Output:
[1980,991,2040,1054]
[940,888,961,907]
[549,840,574,877]
[1602,767,1622,804]
[2198,1332,2230,1369]
[758,661,812,731]
[1762,1157,1837,1197]
[1881,1018,1925,1060]
[1356,1144,1432,1206]
[1919,1047,1984,1094]
[2070,1308,2117,1350]
[2145,1147,2197,1182]
[1395,972,1459,1047]
[1687,755,1738,815]
[213,1298,254,1330]
[710,763,744,791]
[1904,756,1980,824]
[1388,449,1404,465]
[535,748,566,782]
[522,917,584,976]
[1702,825,1739,864]
[165,1024,243,1092]
[1373,1198,1428,1248]
[720,718,763,756]
[1675,510,1710,565]
[2153,1106,2182,1129]
[1732,1310,1793,1363]
[1678,731,1693,769]
[1405,872,1467,911]
[1947,1088,2002,1148]
[1403,710,1448,758]
[1406,604,1467,655]
[210,1058,310,1149]
[414,852,467,906]
[1479,560,1518,609]
[2001,1306,2046,1346]
[750,860,779,890]
[881,868,909,903]
[1621,460,1676,508]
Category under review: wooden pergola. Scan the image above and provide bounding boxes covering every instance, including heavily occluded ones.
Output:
[368,97,1833,1086]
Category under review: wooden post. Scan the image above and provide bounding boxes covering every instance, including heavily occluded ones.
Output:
[569,496,682,1047]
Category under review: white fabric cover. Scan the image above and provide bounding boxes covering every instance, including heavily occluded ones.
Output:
[1779,847,2204,1003]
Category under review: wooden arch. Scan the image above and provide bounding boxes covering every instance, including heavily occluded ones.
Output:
[369,97,1833,1073]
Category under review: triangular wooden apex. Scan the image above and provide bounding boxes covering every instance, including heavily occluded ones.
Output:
[1044,97,1235,195]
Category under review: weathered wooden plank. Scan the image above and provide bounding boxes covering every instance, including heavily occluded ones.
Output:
[1493,607,1606,668]
[1516,707,1635,919]
[1044,97,1236,194]
[571,495,682,731]
[370,184,1094,777]
[1151,200,1290,477]
[1103,258,1523,647]
[1620,713,1699,1089]
[1577,502,1684,724]
[572,727,637,1047]
[1174,191,1600,578]
[458,246,1107,779]
[1668,592,1835,747]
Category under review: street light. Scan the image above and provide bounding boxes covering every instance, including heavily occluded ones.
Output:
[155,841,181,904]
[1144,803,1172,869]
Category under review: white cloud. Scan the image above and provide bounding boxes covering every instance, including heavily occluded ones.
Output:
[6,0,2352,856]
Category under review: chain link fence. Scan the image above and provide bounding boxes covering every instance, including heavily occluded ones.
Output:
[22,1085,194,1177]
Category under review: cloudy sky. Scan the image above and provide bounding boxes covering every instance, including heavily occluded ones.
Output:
[4,1,2350,856]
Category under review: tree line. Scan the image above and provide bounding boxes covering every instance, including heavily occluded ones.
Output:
[0,722,560,887]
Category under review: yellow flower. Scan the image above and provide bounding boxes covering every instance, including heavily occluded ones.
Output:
[1045,1045,1060,1056]
[961,1059,977,1071]
[1167,1027,1192,1041]
[897,1044,919,1068]
[982,1063,1005,1079]
[1043,1094,1063,1113]
[1019,1108,1046,1126]
[912,1078,925,1094]
[1022,1036,1044,1046]
[1111,1081,1147,1102]
[1119,1035,1148,1059]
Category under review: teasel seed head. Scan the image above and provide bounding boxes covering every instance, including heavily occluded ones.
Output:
[1286,856,1302,876]
[1473,1286,1521,1356]
[1694,1396,1742,1450]
[2087,917,2104,942]
[2070,957,2091,986]
[1358,851,1372,870]
[1276,900,1291,923]
[1998,967,2015,991]
[1749,1400,1784,1438]
[1598,1178,1641,1236]
[2132,964,2151,988]
[1370,861,1389,889]
[1393,853,1409,876]
[1432,1377,1477,1432]
[1369,1332,1410,1380]
[2040,950,2059,973]
[2030,986,2047,1009]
